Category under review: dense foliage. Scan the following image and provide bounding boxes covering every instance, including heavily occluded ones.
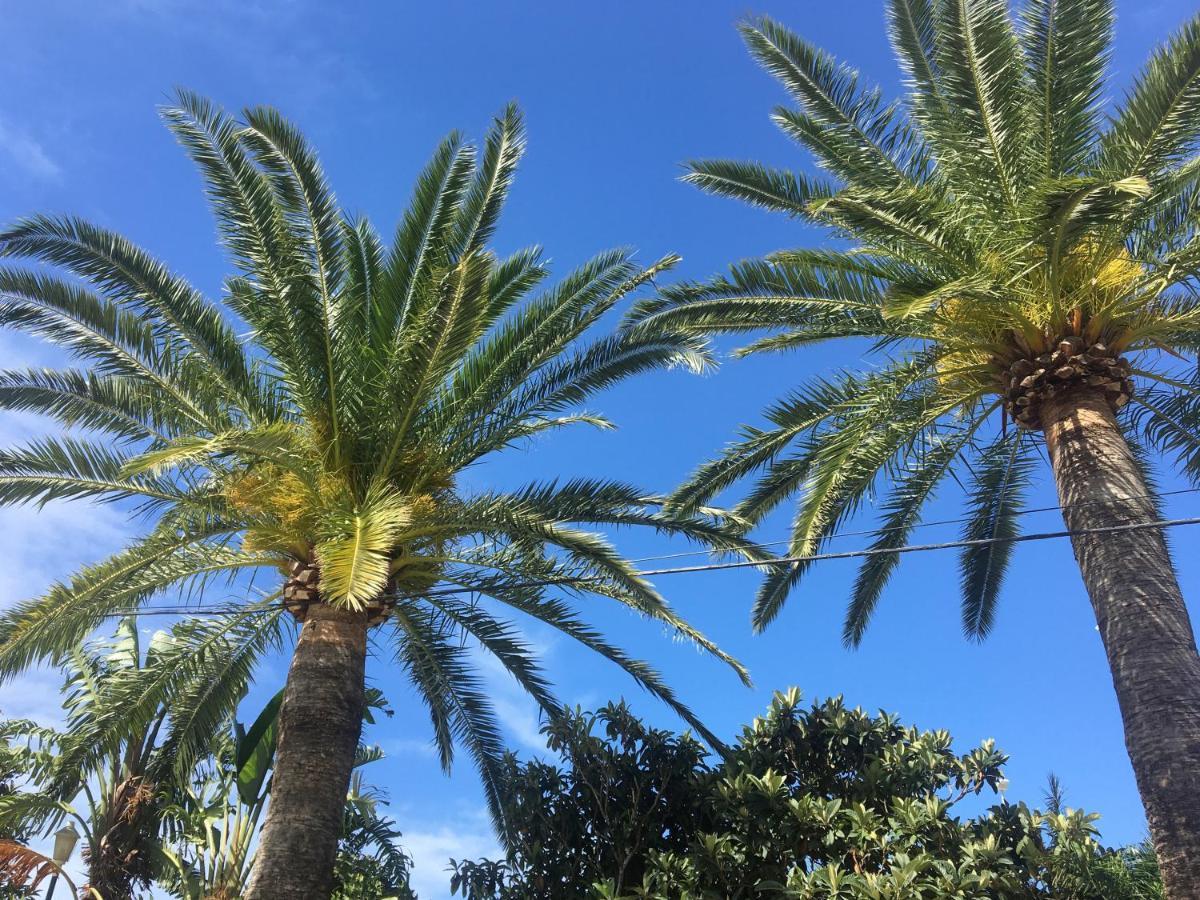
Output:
[450,691,1161,899]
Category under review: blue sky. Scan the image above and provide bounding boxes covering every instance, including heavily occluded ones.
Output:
[2,1,1199,896]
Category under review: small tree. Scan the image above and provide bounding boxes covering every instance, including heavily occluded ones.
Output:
[0,616,268,899]
[451,691,1162,899]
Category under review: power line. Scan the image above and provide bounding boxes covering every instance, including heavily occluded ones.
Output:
[635,515,1200,577]
[625,485,1200,565]
[109,512,1200,618]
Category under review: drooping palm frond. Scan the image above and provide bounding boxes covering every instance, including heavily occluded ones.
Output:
[958,431,1038,639]
[0,93,768,830]
[0,840,70,893]
[634,2,1200,637]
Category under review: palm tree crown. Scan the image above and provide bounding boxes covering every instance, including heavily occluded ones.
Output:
[629,1,1200,641]
[0,93,765,827]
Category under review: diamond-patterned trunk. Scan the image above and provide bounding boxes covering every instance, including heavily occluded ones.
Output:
[1000,337,1132,430]
[282,559,392,624]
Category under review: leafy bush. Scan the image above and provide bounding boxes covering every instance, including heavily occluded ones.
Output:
[450,690,1160,899]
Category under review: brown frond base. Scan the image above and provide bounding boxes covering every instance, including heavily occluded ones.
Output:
[1000,337,1132,430]
[82,776,156,900]
[281,560,393,625]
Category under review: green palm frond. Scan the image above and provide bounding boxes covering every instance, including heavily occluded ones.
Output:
[1128,377,1200,485]
[390,603,510,836]
[740,15,920,188]
[681,160,834,217]
[451,103,525,256]
[1020,0,1113,176]
[0,525,265,681]
[0,368,177,443]
[887,0,945,117]
[1099,12,1200,178]
[0,436,186,507]
[0,214,259,419]
[0,267,223,430]
[378,133,474,341]
[149,609,285,783]
[434,567,729,752]
[958,432,1036,639]
[844,426,980,646]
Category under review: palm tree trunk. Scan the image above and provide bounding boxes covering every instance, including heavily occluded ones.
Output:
[245,604,368,900]
[82,776,156,900]
[1042,386,1200,897]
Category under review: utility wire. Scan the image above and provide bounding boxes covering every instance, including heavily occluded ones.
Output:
[109,512,1200,618]
[636,515,1200,577]
[625,485,1200,565]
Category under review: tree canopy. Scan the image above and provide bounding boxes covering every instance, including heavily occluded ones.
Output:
[451,691,1162,899]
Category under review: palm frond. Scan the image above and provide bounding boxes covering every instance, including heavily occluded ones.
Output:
[1020,0,1113,176]
[959,431,1035,639]
[0,368,176,443]
[0,214,260,420]
[377,133,474,342]
[390,605,511,839]
[1099,12,1200,177]
[0,528,264,681]
[933,0,1032,210]
[0,435,188,507]
[740,15,917,187]
[843,427,977,646]
[451,103,525,256]
[681,160,833,217]
[435,567,729,752]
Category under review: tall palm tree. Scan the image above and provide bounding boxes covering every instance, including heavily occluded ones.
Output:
[0,93,767,898]
[627,3,1200,893]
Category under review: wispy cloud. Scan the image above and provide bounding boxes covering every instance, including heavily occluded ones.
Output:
[381,737,440,760]
[0,377,135,726]
[103,0,376,111]
[401,806,498,899]
[1,668,67,727]
[0,117,61,181]
[472,632,562,754]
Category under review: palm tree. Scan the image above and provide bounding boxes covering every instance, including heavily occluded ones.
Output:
[627,3,1200,893]
[0,93,767,898]
[0,614,268,898]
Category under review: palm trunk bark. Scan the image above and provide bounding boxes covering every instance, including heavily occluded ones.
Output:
[82,776,156,900]
[245,604,368,900]
[1042,386,1200,897]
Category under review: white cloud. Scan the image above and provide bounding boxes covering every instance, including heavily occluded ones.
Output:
[381,737,439,760]
[0,402,135,725]
[0,500,132,606]
[0,118,60,181]
[472,633,562,754]
[401,807,498,900]
[1,668,66,727]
